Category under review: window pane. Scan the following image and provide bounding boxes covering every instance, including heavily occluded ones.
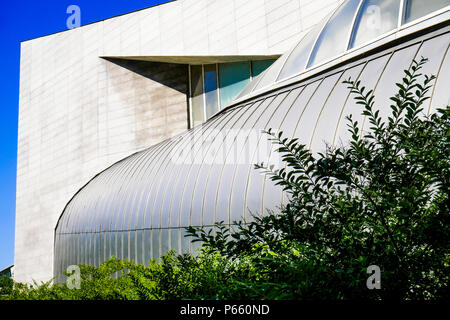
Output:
[350,0,401,49]
[403,0,449,24]
[170,229,179,254]
[251,59,276,77]
[152,229,160,259]
[236,69,265,99]
[204,64,219,120]
[277,23,323,81]
[218,61,251,108]
[190,65,205,126]
[255,53,289,90]
[161,229,169,255]
[308,0,361,67]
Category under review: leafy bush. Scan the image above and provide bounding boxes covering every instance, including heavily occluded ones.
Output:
[3,57,448,300]
[0,275,13,296]
[2,250,257,300]
[187,57,449,300]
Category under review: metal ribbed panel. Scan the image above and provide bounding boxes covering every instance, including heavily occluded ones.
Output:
[54,27,450,281]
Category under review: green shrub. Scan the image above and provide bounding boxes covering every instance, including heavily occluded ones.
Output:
[187,57,449,300]
[0,275,14,296]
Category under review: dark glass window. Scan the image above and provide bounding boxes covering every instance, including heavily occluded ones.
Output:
[251,59,276,77]
[218,61,251,107]
[189,60,276,125]
[204,64,219,120]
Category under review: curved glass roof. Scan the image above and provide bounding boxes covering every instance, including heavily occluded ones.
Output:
[236,0,449,100]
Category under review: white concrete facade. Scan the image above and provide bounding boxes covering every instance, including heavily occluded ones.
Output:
[16,0,343,283]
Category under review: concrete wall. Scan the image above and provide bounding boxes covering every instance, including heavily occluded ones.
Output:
[15,0,343,283]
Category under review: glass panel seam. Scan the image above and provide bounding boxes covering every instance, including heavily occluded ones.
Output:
[211,102,263,225]
[188,65,193,129]
[157,120,216,230]
[173,114,230,229]
[428,42,450,115]
[347,0,366,50]
[202,65,207,122]
[241,92,292,222]
[260,87,305,215]
[148,138,192,232]
[361,43,423,136]
[331,60,369,146]
[306,3,345,69]
[225,99,275,225]
[274,42,300,82]
[188,105,245,227]
[289,78,325,147]
[216,63,221,111]
[277,78,323,210]
[399,0,406,27]
[308,72,345,149]
[223,95,277,226]
[249,68,269,95]
[124,143,168,254]
[167,115,227,230]
[199,104,256,225]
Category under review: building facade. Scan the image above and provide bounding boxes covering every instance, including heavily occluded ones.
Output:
[52,0,450,282]
[16,0,345,284]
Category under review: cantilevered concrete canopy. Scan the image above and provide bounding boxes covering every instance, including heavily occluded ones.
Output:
[104,55,282,65]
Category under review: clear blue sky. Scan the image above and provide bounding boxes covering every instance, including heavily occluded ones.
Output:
[0,0,167,271]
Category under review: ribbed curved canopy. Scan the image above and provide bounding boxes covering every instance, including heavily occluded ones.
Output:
[236,0,449,100]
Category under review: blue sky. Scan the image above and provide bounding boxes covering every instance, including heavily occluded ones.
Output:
[0,0,167,271]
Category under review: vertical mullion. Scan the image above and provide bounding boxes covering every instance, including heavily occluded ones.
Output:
[399,0,406,27]
[188,65,193,129]
[202,64,207,122]
[305,6,338,69]
[347,0,365,50]
[216,63,221,110]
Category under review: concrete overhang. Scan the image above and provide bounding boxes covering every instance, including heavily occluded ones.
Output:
[101,55,282,65]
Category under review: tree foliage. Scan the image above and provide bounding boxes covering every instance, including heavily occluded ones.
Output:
[0,275,14,296]
[186,57,450,300]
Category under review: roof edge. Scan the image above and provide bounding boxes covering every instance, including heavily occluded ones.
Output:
[21,0,176,43]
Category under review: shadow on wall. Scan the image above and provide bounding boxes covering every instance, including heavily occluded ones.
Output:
[102,57,188,94]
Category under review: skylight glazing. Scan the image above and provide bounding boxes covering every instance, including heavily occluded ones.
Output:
[236,0,449,100]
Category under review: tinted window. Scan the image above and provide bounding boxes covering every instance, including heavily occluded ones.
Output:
[219,61,251,107]
[252,59,276,77]
[204,64,219,119]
